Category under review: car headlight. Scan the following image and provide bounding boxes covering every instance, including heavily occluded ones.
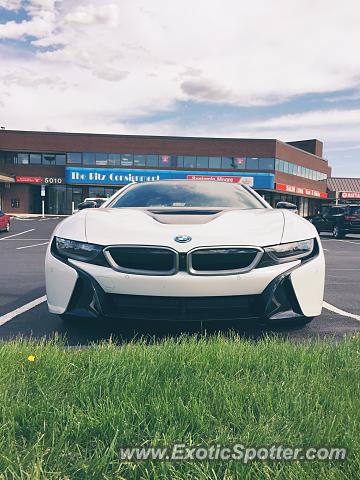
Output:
[54,237,104,263]
[264,239,315,263]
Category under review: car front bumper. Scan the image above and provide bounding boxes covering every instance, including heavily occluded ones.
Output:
[45,243,325,323]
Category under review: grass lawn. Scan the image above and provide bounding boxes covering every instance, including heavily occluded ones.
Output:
[0,334,359,479]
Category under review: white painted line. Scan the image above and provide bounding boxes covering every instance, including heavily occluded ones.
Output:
[321,238,360,245]
[16,242,48,250]
[323,301,360,321]
[0,229,35,241]
[4,238,49,242]
[0,295,47,326]
[327,268,360,271]
[336,239,360,245]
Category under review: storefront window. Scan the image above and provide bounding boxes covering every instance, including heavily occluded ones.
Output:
[209,157,221,169]
[108,154,121,166]
[17,153,29,164]
[174,155,183,167]
[184,156,196,168]
[246,157,259,170]
[43,154,55,165]
[221,157,233,169]
[95,153,108,166]
[146,155,159,167]
[29,153,41,164]
[159,155,172,167]
[67,152,82,164]
[134,155,146,167]
[258,158,275,170]
[233,157,246,169]
[121,154,133,166]
[83,153,96,165]
[196,156,209,168]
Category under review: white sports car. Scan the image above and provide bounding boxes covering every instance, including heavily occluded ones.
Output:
[45,180,325,327]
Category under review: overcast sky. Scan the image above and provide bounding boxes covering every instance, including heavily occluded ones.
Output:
[0,0,360,176]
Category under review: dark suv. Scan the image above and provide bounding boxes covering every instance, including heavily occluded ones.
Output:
[307,204,360,238]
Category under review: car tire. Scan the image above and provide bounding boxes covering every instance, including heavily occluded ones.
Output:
[333,225,345,239]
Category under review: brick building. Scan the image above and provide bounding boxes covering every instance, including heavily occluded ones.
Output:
[0,130,331,216]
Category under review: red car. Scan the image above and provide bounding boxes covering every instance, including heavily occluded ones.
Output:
[0,210,10,233]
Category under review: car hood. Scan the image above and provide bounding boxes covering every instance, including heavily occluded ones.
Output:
[80,208,290,249]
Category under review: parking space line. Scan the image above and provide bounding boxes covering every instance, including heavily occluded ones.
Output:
[0,229,35,241]
[323,301,360,321]
[16,242,49,250]
[2,238,49,241]
[335,239,360,245]
[321,239,360,245]
[0,295,47,326]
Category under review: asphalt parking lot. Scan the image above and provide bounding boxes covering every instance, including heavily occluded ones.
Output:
[0,217,359,345]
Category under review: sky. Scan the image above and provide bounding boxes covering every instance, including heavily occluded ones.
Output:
[0,0,360,177]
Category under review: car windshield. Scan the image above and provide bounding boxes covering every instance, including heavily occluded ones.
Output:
[349,206,360,215]
[109,182,266,209]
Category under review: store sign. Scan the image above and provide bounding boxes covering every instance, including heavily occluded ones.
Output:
[15,176,64,185]
[16,176,43,184]
[43,177,64,184]
[341,191,360,199]
[65,167,274,189]
[187,175,254,186]
[276,183,327,198]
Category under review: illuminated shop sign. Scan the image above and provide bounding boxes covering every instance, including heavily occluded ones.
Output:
[341,192,360,199]
[65,167,274,189]
[16,176,43,184]
[276,183,327,198]
[15,176,64,184]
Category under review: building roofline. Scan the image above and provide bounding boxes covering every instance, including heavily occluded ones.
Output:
[0,128,279,143]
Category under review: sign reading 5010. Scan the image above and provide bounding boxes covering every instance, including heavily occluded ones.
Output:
[43,177,63,184]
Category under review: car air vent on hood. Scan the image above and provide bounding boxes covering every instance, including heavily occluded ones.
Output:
[146,209,224,224]
[148,209,222,215]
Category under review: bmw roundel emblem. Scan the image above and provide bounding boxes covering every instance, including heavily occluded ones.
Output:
[174,234,192,243]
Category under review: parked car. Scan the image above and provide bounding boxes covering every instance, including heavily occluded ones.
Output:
[74,197,107,213]
[0,210,10,232]
[46,180,325,328]
[307,204,360,238]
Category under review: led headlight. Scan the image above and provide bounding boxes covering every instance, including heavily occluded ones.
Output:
[264,239,315,263]
[54,237,104,262]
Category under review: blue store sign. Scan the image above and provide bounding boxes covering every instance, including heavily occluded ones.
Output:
[65,167,274,190]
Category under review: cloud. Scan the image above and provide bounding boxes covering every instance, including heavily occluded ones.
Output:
[0,0,360,177]
[0,0,57,40]
[0,0,22,10]
[64,3,119,26]
[0,68,69,89]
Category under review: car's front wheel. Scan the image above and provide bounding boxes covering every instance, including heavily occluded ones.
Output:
[333,225,345,239]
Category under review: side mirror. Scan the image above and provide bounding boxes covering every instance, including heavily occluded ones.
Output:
[276,201,298,211]
[77,201,97,210]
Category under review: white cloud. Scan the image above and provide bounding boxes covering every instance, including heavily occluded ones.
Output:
[0,0,58,39]
[0,0,360,168]
[65,3,118,26]
[0,0,22,10]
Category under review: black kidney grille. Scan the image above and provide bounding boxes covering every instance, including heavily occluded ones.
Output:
[190,248,260,272]
[107,247,176,273]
